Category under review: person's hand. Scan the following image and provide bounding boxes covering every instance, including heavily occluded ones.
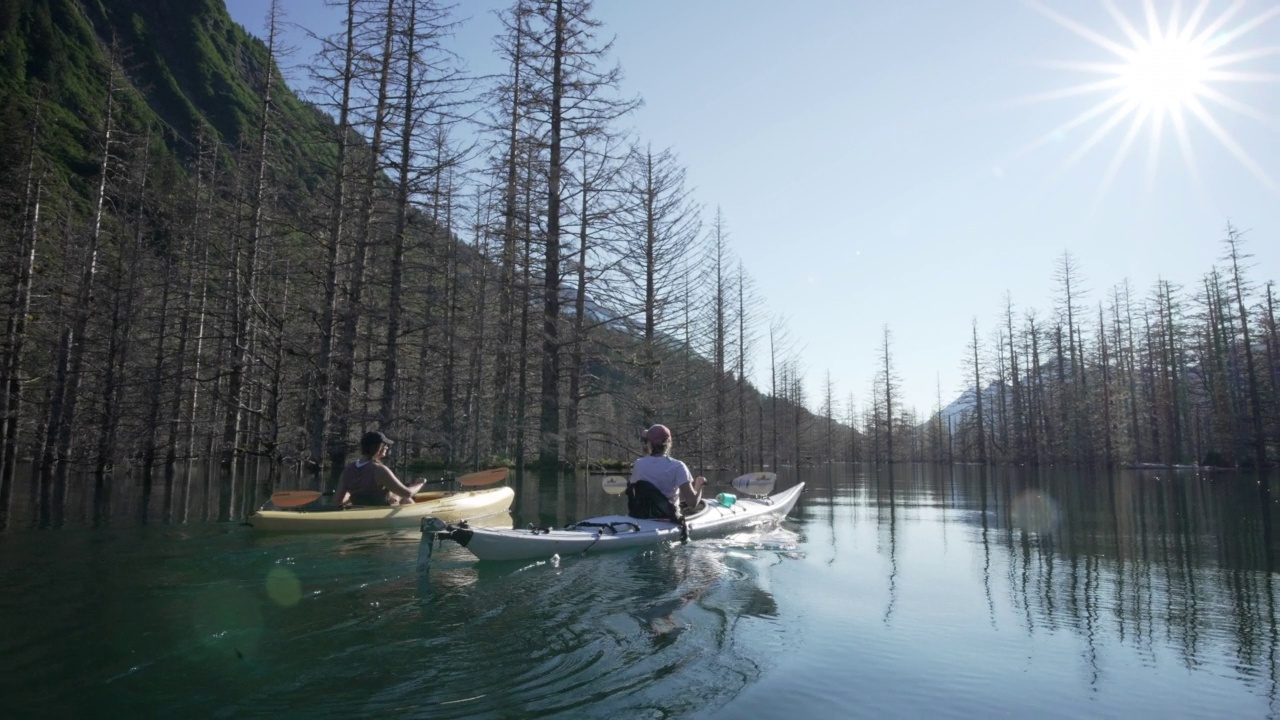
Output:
[693,476,706,490]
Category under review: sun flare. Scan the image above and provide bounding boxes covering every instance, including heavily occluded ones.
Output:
[1018,0,1280,194]
[1121,34,1210,113]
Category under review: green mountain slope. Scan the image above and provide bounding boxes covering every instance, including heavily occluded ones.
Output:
[0,0,328,184]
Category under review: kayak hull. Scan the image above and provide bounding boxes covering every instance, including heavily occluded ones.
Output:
[432,482,804,562]
[247,486,515,532]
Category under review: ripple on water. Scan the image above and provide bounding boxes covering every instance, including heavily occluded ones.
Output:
[96,532,799,719]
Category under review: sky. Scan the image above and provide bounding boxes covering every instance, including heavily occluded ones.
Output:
[225,0,1280,416]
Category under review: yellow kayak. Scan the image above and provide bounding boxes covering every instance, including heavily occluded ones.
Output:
[247,486,515,532]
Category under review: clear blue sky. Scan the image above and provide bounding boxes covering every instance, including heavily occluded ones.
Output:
[227,0,1280,416]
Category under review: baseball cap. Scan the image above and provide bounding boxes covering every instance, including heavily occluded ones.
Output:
[360,430,394,453]
[642,424,671,445]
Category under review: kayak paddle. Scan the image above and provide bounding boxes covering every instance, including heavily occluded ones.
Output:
[269,468,507,507]
[730,471,777,497]
[270,490,328,508]
[602,475,628,495]
[456,467,510,487]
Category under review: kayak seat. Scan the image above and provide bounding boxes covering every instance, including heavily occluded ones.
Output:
[626,480,680,522]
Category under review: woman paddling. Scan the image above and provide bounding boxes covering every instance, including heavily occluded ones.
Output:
[627,424,706,520]
[333,431,425,506]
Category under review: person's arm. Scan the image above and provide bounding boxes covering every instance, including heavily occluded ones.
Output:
[332,474,350,507]
[677,461,695,488]
[377,465,420,504]
[678,462,705,507]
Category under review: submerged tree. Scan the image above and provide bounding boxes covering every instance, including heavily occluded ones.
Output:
[877,325,899,463]
[1223,224,1267,469]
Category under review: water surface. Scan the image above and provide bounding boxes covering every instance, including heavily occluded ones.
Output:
[2,463,1277,718]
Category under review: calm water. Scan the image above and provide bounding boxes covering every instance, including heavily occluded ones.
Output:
[2,463,1279,718]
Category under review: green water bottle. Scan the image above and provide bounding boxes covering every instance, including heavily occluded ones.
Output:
[717,492,736,508]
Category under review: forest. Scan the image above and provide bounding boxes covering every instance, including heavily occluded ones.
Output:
[0,0,1276,521]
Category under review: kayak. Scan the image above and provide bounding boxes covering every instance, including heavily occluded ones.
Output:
[422,482,804,563]
[247,486,515,532]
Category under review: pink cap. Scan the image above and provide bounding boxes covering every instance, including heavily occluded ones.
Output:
[642,424,671,445]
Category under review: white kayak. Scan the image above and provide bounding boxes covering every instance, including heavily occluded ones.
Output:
[421,482,804,563]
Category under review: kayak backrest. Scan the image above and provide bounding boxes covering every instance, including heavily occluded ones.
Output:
[626,480,680,522]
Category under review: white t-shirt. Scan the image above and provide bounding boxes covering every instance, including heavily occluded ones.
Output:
[630,455,694,502]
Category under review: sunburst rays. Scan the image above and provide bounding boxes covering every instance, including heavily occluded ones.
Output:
[1015,0,1280,198]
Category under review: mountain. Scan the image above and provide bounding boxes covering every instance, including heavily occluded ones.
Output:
[931,382,1007,432]
[0,0,332,188]
[560,284,645,336]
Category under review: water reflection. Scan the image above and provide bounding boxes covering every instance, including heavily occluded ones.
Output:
[2,459,346,531]
[5,460,1280,715]
[866,465,1279,710]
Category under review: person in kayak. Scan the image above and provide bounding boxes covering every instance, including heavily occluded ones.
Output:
[627,424,706,521]
[333,431,425,506]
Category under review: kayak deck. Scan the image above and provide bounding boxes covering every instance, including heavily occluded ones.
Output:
[248,486,515,532]
[423,482,804,562]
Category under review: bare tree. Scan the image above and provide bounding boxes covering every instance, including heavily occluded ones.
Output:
[1223,224,1267,468]
[1097,303,1115,465]
[619,144,701,424]
[767,315,793,471]
[486,0,531,462]
[306,0,362,469]
[706,208,733,467]
[40,40,122,495]
[564,131,627,463]
[379,1,469,441]
[221,0,283,479]
[0,97,46,511]
[526,0,640,467]
[331,0,398,464]
[877,325,899,463]
[1266,282,1279,456]
[734,261,760,472]
[968,317,987,464]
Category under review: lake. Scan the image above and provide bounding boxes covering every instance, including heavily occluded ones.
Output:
[1,462,1277,718]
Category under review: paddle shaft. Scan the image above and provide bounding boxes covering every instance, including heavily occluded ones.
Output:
[269,468,508,508]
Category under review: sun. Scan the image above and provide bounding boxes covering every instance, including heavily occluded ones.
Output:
[1121,33,1210,113]
[1015,0,1280,195]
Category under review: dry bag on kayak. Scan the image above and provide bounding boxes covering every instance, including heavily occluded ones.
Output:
[626,480,680,522]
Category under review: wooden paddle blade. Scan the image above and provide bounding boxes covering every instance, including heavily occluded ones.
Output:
[457,467,510,487]
[270,490,324,508]
[730,472,777,497]
[601,475,628,495]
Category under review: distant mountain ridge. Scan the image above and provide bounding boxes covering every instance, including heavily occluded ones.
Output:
[935,383,1005,430]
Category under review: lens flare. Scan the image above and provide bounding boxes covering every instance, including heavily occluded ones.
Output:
[265,566,302,608]
[1010,491,1061,535]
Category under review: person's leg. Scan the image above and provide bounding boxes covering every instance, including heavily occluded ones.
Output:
[392,481,426,505]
